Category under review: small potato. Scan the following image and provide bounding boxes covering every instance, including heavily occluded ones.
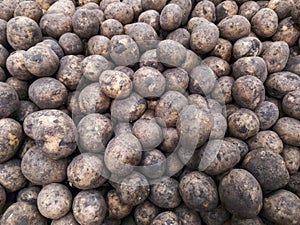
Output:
[28,77,68,109]
[159,127,179,153]
[101,19,124,39]
[166,28,190,49]
[286,55,300,75]
[141,0,167,12]
[0,201,47,225]
[228,108,260,140]
[255,101,279,130]
[283,145,300,174]
[268,0,294,19]
[225,137,249,159]
[247,130,283,153]
[0,83,20,116]
[107,189,132,219]
[174,204,201,225]
[37,183,72,220]
[88,35,111,57]
[282,89,300,120]
[242,149,290,191]
[209,113,227,139]
[170,0,192,25]
[138,10,160,32]
[51,212,79,225]
[263,190,300,225]
[114,66,134,79]
[216,0,238,22]
[288,172,300,196]
[251,8,278,38]
[39,13,72,39]
[232,75,265,109]
[72,8,100,39]
[47,0,75,16]
[198,140,240,176]
[211,76,234,103]
[133,67,166,98]
[122,0,142,19]
[273,117,300,146]
[139,149,166,179]
[7,16,42,50]
[149,177,181,209]
[0,2,14,21]
[160,4,183,31]
[37,39,64,59]
[17,186,41,204]
[104,2,134,25]
[104,133,142,177]
[232,37,262,59]
[238,1,260,20]
[24,45,59,77]
[218,15,251,41]
[117,172,150,206]
[82,55,112,81]
[273,17,300,47]
[110,92,146,122]
[58,33,83,55]
[151,211,179,225]
[134,201,160,225]
[219,169,263,218]
[0,68,5,82]
[262,41,290,73]
[163,68,189,94]
[21,146,69,185]
[73,190,107,225]
[202,56,231,77]
[6,50,33,81]
[210,38,232,62]
[191,0,216,22]
[139,49,164,72]
[156,40,187,67]
[200,205,230,225]
[67,153,108,189]
[78,82,111,114]
[187,94,209,112]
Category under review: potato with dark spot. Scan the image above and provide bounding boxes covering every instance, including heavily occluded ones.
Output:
[216,0,238,22]
[238,1,260,20]
[191,0,216,22]
[37,39,64,58]
[263,190,300,225]
[159,127,179,153]
[163,68,189,94]
[151,211,179,225]
[73,190,107,225]
[134,201,160,225]
[273,117,300,147]
[139,49,164,72]
[202,56,231,77]
[51,212,79,225]
[247,130,283,154]
[116,172,150,206]
[133,67,166,98]
[268,0,294,19]
[21,146,68,185]
[232,37,262,59]
[47,0,75,16]
[24,45,59,77]
[273,17,300,47]
[232,75,265,110]
[169,0,192,25]
[218,15,251,41]
[166,28,190,49]
[288,172,300,196]
[0,2,14,21]
[0,201,47,225]
[107,189,132,219]
[187,94,209,112]
[139,149,166,179]
[17,186,41,204]
[210,38,232,62]
[251,8,278,38]
[5,77,29,101]
[228,108,260,140]
[138,10,160,31]
[58,33,83,55]
[283,145,300,174]
[104,133,142,177]
[67,153,108,189]
[37,183,72,220]
[141,0,167,12]
[82,55,112,82]
[101,19,124,39]
[159,4,182,31]
[72,8,99,39]
[179,171,218,212]
[225,137,249,159]
[174,204,201,225]
[282,90,300,120]
[78,82,111,114]
[39,13,72,39]
[111,92,146,122]
[200,205,230,225]
[88,35,111,57]
[104,2,134,25]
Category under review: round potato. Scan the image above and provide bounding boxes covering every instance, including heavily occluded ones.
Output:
[151,211,179,225]
[107,189,132,219]
[134,201,160,225]
[17,186,41,204]
[251,8,278,38]
[273,117,300,146]
[100,19,124,39]
[160,4,183,31]
[104,2,134,25]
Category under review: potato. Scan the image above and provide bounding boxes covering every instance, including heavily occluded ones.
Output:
[134,201,160,225]
[51,212,79,225]
[138,10,160,31]
[292,0,300,26]
[216,0,238,22]
[265,96,285,117]
[173,204,201,225]
[273,17,300,47]
[228,108,260,140]
[101,19,124,39]
[218,15,251,41]
[190,21,219,54]
[159,4,182,31]
[232,37,262,59]
[149,177,181,209]
[198,140,240,176]
[0,2,14,21]
[138,49,162,72]
[0,44,8,68]
[163,68,189,94]
[210,38,232,62]
[141,0,167,12]
[0,67,5,82]
[179,171,218,211]
[0,184,6,210]
[114,66,134,80]
[104,133,142,177]
[82,55,112,81]
[238,1,260,20]
[229,216,264,225]
[200,205,230,225]
[273,117,300,146]
[232,75,265,109]
[242,149,290,191]
[251,8,278,38]
[111,92,146,122]
[72,8,99,39]
[0,18,7,46]
[158,128,178,153]
[17,186,41,204]
[187,94,209,112]
[179,49,201,74]
[286,55,300,75]
[288,172,300,196]
[133,67,166,98]
[87,35,111,57]
[58,32,83,55]
[263,190,300,225]
[282,145,300,174]
[191,0,216,22]
[166,28,190,49]
[107,189,132,219]
[37,183,72,220]
[0,83,19,118]
[116,172,150,206]
[67,153,108,189]
[78,82,111,114]
[282,90,300,120]
[268,0,294,19]
[104,2,134,25]
[73,190,107,225]
[211,76,234,104]
[139,149,166,179]
[151,211,179,225]
[39,13,72,39]
[37,39,64,59]
[0,201,47,225]
[47,0,75,16]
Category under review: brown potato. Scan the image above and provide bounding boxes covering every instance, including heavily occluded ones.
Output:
[0,44,8,68]
[282,145,300,174]
[210,38,232,62]
[159,127,179,153]
[273,17,300,47]
[160,4,183,31]
[166,28,190,49]
[174,204,201,225]
[0,19,7,46]
[17,186,41,204]
[139,49,164,72]
[107,189,132,219]
[151,211,179,225]
[211,76,234,103]
[87,35,111,57]
[191,0,216,22]
[247,130,283,153]
[138,10,160,31]
[180,49,201,74]
[47,0,75,16]
[251,8,278,38]
[58,32,83,55]
[141,0,167,12]
[232,37,262,59]
[104,2,134,25]
[282,89,300,120]
[82,55,112,81]
[238,1,260,20]
[200,205,230,225]
[268,0,294,19]
[134,201,160,225]
[37,39,64,58]
[286,55,300,75]
[51,212,79,225]
[0,184,6,210]
[139,149,166,179]
[101,19,124,39]
[163,68,189,94]
[229,216,264,225]
[273,117,300,146]
[203,56,231,77]
[216,0,238,22]
[157,40,187,67]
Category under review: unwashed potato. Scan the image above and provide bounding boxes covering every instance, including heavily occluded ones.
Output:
[215,0,238,22]
[0,82,19,118]
[104,2,134,25]
[200,205,230,225]
[174,204,201,225]
[139,149,166,179]
[138,10,160,32]
[58,32,83,55]
[273,117,300,147]
[251,8,278,38]
[151,211,179,225]
[159,4,183,31]
[17,186,41,204]
[0,184,6,210]
[170,0,192,25]
[282,145,300,174]
[232,37,263,59]
[141,0,167,12]
[51,212,79,225]
[238,1,260,20]
[191,0,216,22]
[166,28,190,49]
[134,201,160,225]
[202,56,231,77]
[101,19,124,39]
[210,38,232,62]
[139,49,164,72]
[107,189,132,219]
[282,89,300,120]
[273,17,300,47]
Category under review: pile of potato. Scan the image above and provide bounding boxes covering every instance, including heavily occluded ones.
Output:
[0,0,300,224]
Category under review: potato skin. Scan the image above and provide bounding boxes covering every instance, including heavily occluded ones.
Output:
[283,145,300,174]
[232,37,262,60]
[263,190,300,225]
[251,8,278,38]
[17,186,41,204]
[160,4,182,31]
[104,2,134,25]
[282,90,300,120]
[134,201,160,225]
[151,211,179,225]
[107,189,132,219]
[200,205,230,225]
[101,19,124,39]
[0,82,19,118]
[51,212,79,225]
[254,101,279,130]
[273,117,300,147]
